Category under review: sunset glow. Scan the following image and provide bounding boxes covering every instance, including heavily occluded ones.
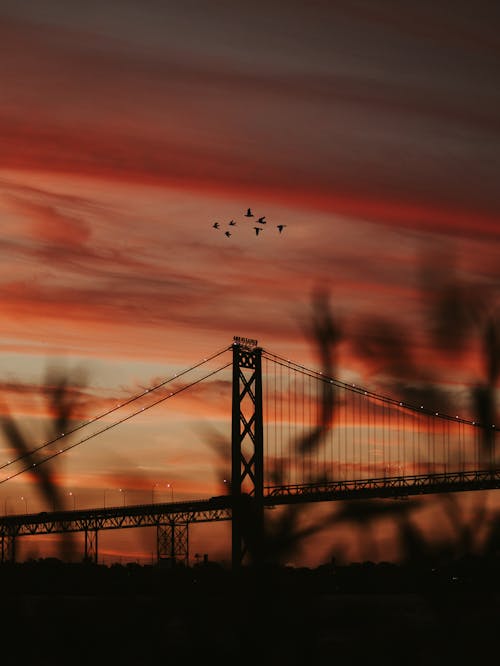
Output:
[1,1,498,566]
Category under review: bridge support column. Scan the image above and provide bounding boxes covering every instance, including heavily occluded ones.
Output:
[0,534,15,563]
[157,522,189,566]
[231,340,264,570]
[84,528,98,563]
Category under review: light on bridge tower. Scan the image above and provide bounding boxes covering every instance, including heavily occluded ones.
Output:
[231,336,264,569]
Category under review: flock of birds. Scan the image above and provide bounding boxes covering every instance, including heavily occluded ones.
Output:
[212,208,287,237]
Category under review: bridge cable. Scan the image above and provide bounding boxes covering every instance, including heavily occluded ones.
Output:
[1,360,232,484]
[261,350,491,429]
[0,345,232,475]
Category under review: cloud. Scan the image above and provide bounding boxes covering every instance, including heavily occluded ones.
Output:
[1,9,499,241]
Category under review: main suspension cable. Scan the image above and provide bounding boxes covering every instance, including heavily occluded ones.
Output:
[0,344,232,474]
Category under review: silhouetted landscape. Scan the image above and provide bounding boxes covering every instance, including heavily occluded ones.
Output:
[2,555,498,666]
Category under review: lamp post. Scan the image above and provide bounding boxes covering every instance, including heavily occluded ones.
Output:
[69,491,76,510]
[119,488,126,506]
[167,483,174,502]
[20,496,28,513]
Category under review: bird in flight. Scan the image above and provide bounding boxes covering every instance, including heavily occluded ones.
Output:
[229,220,236,226]
[225,231,231,237]
[257,216,266,224]
[245,208,254,217]
[254,227,263,236]
[213,222,220,229]
[277,224,286,233]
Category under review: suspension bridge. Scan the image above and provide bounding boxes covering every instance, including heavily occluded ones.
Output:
[0,336,498,567]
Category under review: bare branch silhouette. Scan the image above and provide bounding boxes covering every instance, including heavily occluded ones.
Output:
[298,287,341,456]
[0,362,87,559]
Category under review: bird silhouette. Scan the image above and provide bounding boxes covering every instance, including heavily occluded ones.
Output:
[257,216,266,224]
[254,227,262,236]
[245,208,254,217]
[229,220,236,226]
[277,224,286,233]
[225,231,231,237]
[213,222,220,229]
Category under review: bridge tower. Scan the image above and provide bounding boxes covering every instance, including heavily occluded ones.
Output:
[231,337,264,569]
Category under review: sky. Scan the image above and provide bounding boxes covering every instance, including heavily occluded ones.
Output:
[0,0,499,566]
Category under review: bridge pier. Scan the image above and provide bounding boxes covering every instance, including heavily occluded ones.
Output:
[84,528,98,563]
[157,521,189,566]
[0,534,16,563]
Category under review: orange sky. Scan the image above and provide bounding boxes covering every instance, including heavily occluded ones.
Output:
[0,0,499,566]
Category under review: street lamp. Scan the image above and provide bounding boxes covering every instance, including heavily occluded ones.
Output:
[69,491,76,510]
[167,483,174,502]
[119,488,126,506]
[20,496,28,513]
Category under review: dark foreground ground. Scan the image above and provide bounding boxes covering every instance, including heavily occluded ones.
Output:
[1,559,498,666]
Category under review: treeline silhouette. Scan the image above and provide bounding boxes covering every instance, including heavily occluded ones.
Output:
[1,554,499,597]
[1,556,498,666]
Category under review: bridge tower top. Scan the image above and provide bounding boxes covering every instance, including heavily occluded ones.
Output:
[232,335,259,350]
